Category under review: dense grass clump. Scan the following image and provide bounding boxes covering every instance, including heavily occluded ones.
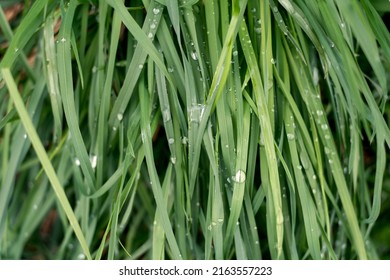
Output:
[0,0,389,260]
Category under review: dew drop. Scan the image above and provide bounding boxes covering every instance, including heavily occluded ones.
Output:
[189,104,205,123]
[61,37,66,43]
[162,109,171,122]
[287,133,295,141]
[168,67,174,73]
[232,50,238,56]
[33,204,38,210]
[232,170,246,184]
[316,110,324,116]
[117,113,123,121]
[170,157,176,164]
[271,58,276,64]
[153,8,160,15]
[138,64,144,69]
[23,134,27,139]
[75,158,81,166]
[313,67,319,85]
[147,32,153,39]
[191,51,198,60]
[297,165,302,170]
[321,124,328,130]
[90,155,97,169]
[181,136,188,145]
[168,138,175,145]
[77,253,85,260]
[150,23,156,29]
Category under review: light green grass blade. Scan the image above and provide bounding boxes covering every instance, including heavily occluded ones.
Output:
[1,68,91,260]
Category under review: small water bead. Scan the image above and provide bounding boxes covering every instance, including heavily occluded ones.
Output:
[153,8,160,15]
[321,124,328,130]
[117,113,123,121]
[150,23,156,29]
[233,170,246,183]
[75,158,81,166]
[23,134,27,139]
[191,51,198,60]
[33,204,38,210]
[340,22,345,28]
[255,28,261,34]
[181,136,188,145]
[287,133,295,141]
[162,109,171,122]
[217,218,224,223]
[233,50,238,56]
[90,155,98,169]
[77,253,86,260]
[168,138,175,145]
[271,58,276,64]
[189,104,205,123]
[168,67,174,73]
[138,64,144,69]
[297,165,302,170]
[328,159,333,164]
[272,7,278,12]
[148,32,153,39]
[112,126,117,131]
[61,37,66,43]
[312,174,317,180]
[313,67,319,85]
[324,134,331,140]
[316,110,324,116]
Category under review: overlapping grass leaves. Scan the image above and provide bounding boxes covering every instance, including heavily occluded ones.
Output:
[0,0,389,259]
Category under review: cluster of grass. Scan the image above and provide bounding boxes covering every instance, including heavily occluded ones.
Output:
[0,0,389,260]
